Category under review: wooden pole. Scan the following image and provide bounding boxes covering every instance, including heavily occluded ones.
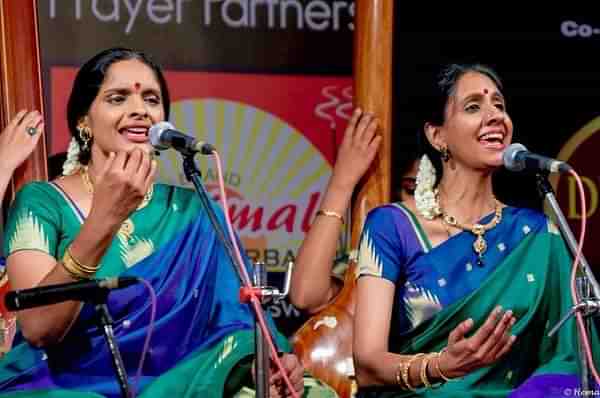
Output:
[351,0,393,247]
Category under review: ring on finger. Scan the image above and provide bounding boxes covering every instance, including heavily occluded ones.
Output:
[26,126,38,136]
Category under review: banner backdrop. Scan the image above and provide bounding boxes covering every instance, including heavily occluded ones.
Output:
[40,0,355,335]
[36,1,600,334]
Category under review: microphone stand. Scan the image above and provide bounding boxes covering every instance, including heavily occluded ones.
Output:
[538,173,600,390]
[91,290,132,398]
[181,155,249,288]
[181,154,292,398]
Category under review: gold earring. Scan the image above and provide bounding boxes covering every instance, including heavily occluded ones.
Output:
[78,125,92,151]
[440,146,450,162]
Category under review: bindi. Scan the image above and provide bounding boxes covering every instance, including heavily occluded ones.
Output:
[133,82,141,92]
[483,88,489,95]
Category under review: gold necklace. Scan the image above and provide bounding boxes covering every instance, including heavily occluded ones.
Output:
[440,200,503,266]
[80,166,154,240]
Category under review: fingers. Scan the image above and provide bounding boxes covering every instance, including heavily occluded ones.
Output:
[448,318,474,345]
[7,110,28,129]
[468,306,504,348]
[342,108,363,145]
[124,148,143,175]
[354,112,378,148]
[269,354,304,396]
[487,316,517,360]
[112,150,129,171]
[144,158,158,189]
[99,152,116,177]
[478,309,515,358]
[493,333,517,361]
[364,134,383,163]
[19,111,42,132]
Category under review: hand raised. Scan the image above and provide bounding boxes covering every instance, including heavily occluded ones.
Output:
[440,306,517,379]
[0,110,44,172]
[90,149,156,224]
[330,108,382,190]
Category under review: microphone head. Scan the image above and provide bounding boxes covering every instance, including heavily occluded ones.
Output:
[503,143,528,171]
[149,121,175,150]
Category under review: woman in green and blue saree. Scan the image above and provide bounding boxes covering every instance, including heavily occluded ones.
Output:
[353,63,599,397]
[0,47,336,398]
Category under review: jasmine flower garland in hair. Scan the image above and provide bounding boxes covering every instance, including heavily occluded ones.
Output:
[414,154,441,220]
[62,137,82,176]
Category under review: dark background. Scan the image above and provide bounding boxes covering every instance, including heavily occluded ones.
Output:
[392,3,600,211]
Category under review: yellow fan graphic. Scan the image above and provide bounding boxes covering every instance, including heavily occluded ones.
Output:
[156,98,332,271]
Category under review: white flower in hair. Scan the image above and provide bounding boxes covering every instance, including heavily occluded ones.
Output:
[62,137,82,176]
[415,154,441,220]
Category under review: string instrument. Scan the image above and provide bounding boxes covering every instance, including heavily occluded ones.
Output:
[290,261,359,397]
[291,1,394,396]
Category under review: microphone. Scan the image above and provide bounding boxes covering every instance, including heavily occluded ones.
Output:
[4,277,140,311]
[503,143,572,174]
[149,121,215,156]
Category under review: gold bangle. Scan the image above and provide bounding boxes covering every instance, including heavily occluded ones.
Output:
[435,348,454,382]
[395,360,405,388]
[316,209,345,224]
[421,353,444,389]
[420,354,432,388]
[61,255,88,280]
[402,353,425,391]
[61,247,98,279]
[68,247,98,274]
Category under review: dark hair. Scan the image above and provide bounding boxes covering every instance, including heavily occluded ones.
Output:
[420,63,504,184]
[66,47,171,164]
[47,152,67,180]
[425,63,503,126]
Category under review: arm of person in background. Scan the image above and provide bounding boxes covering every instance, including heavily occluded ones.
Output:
[289,108,381,313]
[0,110,44,202]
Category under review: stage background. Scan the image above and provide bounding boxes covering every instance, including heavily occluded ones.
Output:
[34,1,600,335]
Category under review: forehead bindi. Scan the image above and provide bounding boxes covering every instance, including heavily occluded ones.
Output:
[455,72,500,100]
[101,60,161,93]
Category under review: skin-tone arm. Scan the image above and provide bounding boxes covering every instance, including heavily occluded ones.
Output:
[0,110,44,202]
[7,149,156,347]
[290,108,381,313]
[353,275,517,387]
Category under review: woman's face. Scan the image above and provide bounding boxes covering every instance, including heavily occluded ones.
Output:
[435,71,513,170]
[85,59,165,158]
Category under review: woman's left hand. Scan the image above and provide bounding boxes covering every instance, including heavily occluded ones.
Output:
[330,108,381,191]
[269,353,304,397]
[0,110,44,173]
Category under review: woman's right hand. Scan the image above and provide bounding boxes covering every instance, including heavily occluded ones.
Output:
[330,108,381,191]
[439,306,517,379]
[90,149,157,225]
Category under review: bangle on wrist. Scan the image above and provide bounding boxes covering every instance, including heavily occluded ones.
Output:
[401,353,425,391]
[316,209,345,224]
[61,247,98,279]
[435,348,456,382]
[395,360,406,388]
[421,353,443,389]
